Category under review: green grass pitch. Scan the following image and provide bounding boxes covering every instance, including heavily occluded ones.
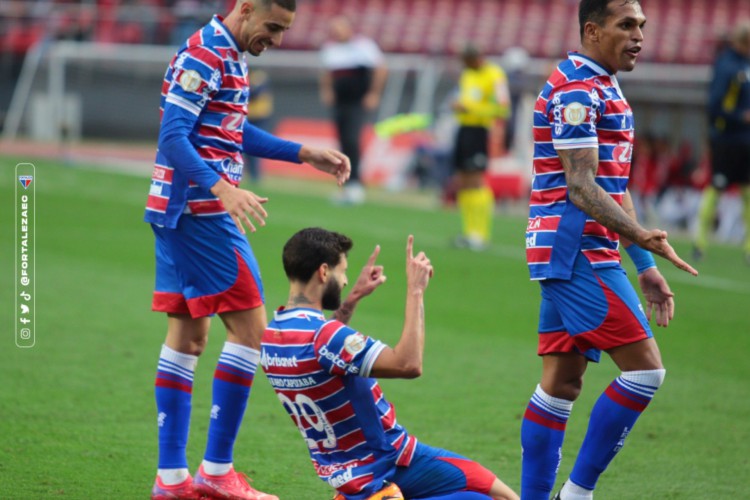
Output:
[1,156,749,498]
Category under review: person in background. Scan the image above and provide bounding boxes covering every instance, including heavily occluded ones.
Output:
[693,21,750,263]
[320,15,388,205]
[451,44,510,251]
[243,69,274,183]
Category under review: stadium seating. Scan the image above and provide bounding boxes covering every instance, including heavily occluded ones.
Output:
[1,0,748,64]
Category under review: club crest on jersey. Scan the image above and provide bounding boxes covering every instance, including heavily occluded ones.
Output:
[563,102,586,125]
[178,70,202,92]
[343,333,366,355]
[18,175,33,189]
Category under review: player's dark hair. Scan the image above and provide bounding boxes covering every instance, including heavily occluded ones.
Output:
[579,0,638,40]
[258,0,296,11]
[283,228,353,283]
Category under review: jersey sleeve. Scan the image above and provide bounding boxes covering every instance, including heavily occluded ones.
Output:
[547,82,603,150]
[313,320,386,377]
[166,46,223,116]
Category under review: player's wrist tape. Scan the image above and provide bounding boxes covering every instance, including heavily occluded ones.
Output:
[626,244,656,274]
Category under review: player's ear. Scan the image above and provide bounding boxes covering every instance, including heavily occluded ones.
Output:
[240,0,254,18]
[317,263,329,283]
[583,21,600,43]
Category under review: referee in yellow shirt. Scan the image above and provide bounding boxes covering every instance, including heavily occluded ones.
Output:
[452,44,510,250]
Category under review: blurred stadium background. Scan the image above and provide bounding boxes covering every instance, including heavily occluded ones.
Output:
[2,0,748,237]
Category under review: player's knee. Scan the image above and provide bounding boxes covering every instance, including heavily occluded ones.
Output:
[188,336,209,356]
[548,377,583,401]
[622,368,666,391]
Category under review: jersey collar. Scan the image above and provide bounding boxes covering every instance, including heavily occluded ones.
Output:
[274,307,326,322]
[211,15,240,53]
[568,51,612,76]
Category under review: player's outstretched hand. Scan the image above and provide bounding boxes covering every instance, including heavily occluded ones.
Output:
[349,245,387,301]
[210,179,268,235]
[639,229,698,276]
[406,235,433,293]
[299,146,351,186]
[637,267,675,327]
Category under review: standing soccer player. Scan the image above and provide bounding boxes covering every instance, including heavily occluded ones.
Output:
[522,1,698,499]
[262,228,519,500]
[145,1,350,499]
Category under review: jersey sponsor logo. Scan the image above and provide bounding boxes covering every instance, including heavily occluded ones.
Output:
[614,141,633,163]
[220,158,244,183]
[314,463,345,477]
[343,333,366,355]
[588,89,601,133]
[209,68,222,92]
[563,102,586,125]
[525,232,538,249]
[149,182,163,196]
[552,93,563,135]
[221,113,244,131]
[261,351,299,370]
[527,216,542,231]
[178,70,202,92]
[327,468,354,488]
[320,344,359,374]
[267,375,317,388]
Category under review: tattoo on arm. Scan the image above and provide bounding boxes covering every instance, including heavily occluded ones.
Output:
[559,148,644,243]
[333,300,356,324]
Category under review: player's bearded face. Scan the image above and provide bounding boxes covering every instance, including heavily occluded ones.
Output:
[322,276,342,311]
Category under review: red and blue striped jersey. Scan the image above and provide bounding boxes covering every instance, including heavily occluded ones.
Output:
[145,16,249,227]
[261,308,417,498]
[526,52,634,280]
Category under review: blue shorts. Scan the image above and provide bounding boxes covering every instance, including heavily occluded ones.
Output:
[389,442,495,499]
[537,253,652,362]
[151,214,264,318]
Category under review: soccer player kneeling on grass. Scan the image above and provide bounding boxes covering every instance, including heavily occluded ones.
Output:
[261,228,519,500]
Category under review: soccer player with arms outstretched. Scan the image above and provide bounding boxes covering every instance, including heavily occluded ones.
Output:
[522,1,698,499]
[145,1,350,499]
[262,228,519,500]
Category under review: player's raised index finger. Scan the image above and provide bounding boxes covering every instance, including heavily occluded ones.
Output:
[367,245,381,265]
[406,235,414,260]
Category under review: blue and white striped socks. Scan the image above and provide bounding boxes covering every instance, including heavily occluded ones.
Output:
[155,344,198,483]
[521,384,574,499]
[568,369,666,492]
[203,342,260,472]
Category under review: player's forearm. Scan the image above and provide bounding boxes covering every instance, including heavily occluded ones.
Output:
[570,178,645,244]
[620,190,638,248]
[561,148,648,244]
[392,290,425,378]
[242,121,302,163]
[158,105,221,191]
[332,295,358,324]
